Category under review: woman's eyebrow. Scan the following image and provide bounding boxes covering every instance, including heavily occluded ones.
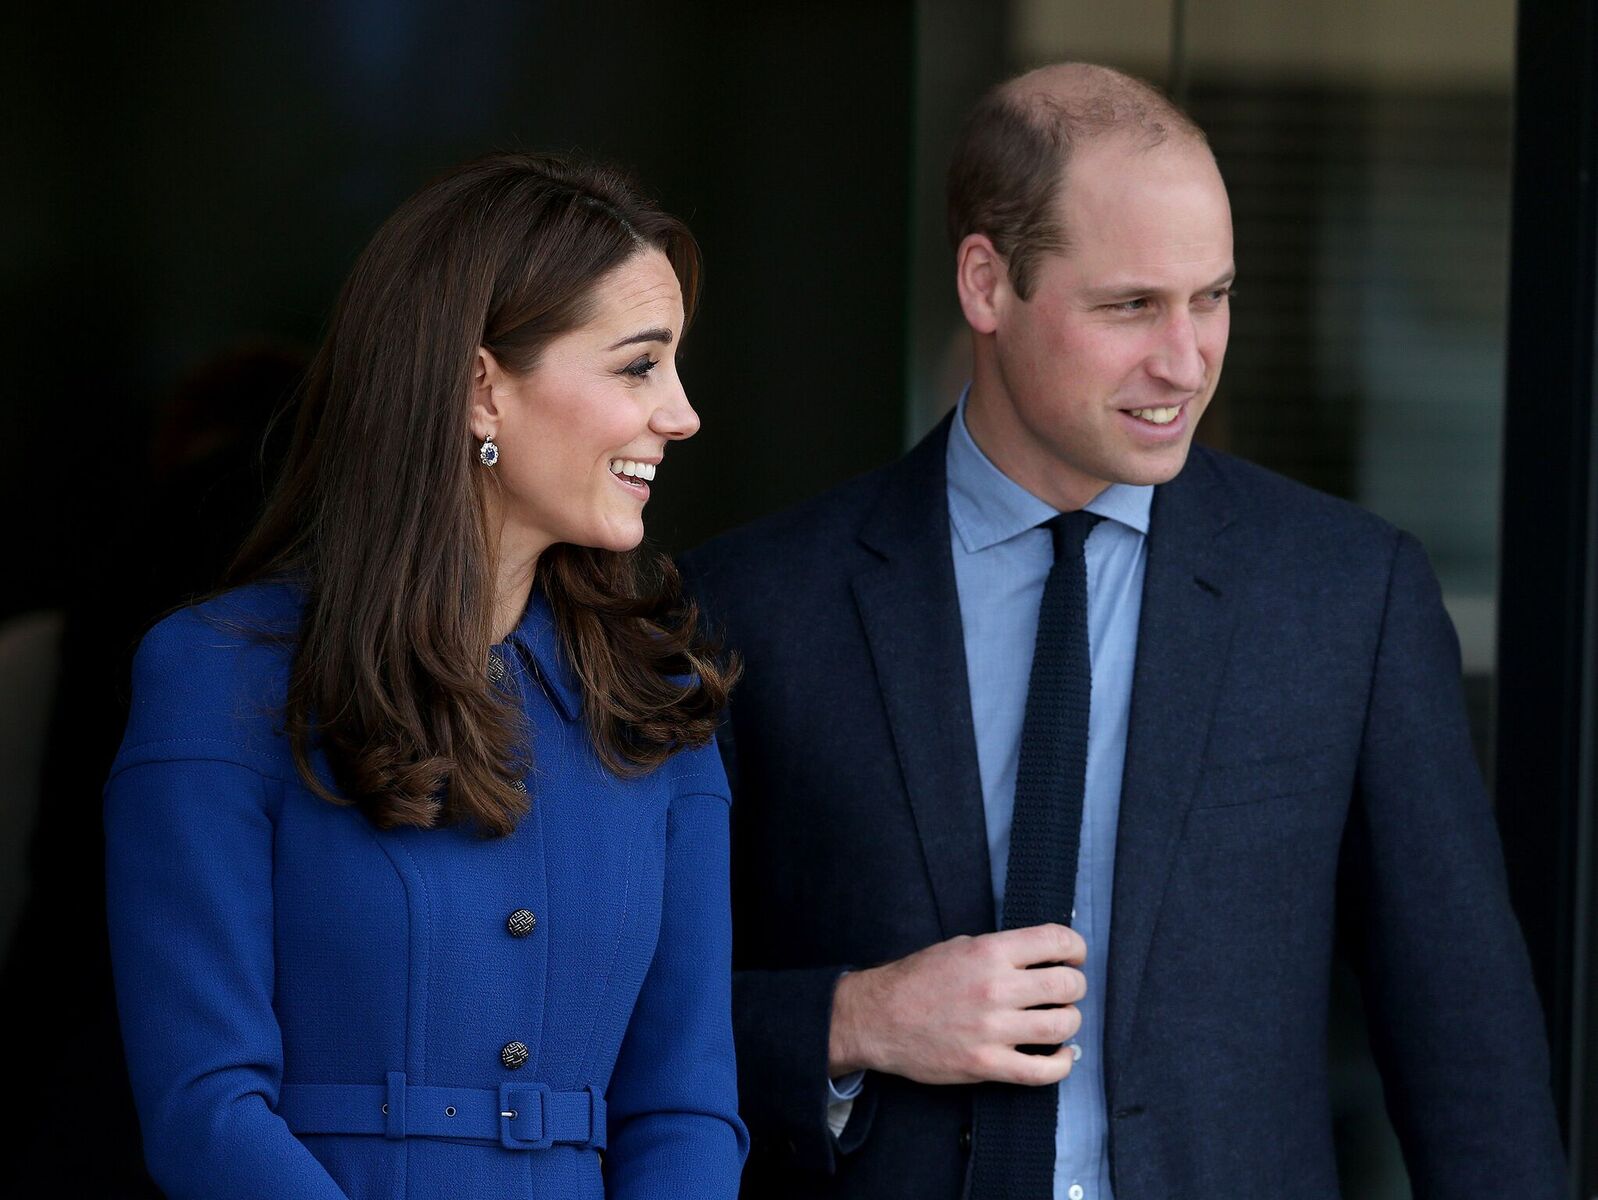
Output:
[606,327,673,350]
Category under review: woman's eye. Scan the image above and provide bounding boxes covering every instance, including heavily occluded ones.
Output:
[621,356,658,378]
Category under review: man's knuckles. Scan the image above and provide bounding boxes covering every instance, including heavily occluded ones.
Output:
[1030,1006,1080,1044]
[1063,967,1087,1002]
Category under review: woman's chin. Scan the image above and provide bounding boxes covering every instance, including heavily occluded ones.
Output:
[589,520,646,554]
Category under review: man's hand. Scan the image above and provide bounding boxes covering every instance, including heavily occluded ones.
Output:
[828,924,1086,1086]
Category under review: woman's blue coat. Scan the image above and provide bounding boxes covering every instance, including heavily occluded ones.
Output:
[105,582,748,1198]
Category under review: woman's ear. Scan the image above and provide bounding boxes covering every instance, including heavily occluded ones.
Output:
[470,347,505,441]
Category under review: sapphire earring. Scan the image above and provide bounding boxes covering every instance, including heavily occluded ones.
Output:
[478,433,499,467]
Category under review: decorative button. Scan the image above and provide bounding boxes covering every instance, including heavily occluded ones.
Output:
[507,909,537,938]
[512,778,527,794]
[501,1041,529,1069]
[488,653,506,683]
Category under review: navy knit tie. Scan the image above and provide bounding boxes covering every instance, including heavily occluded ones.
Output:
[970,510,1099,1199]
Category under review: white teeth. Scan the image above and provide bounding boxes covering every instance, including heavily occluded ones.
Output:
[1130,406,1180,425]
[609,459,657,481]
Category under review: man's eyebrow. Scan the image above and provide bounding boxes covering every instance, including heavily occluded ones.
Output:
[1081,269,1237,302]
[606,327,674,350]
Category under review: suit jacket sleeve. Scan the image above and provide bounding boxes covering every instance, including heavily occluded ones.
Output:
[103,632,350,1199]
[1343,531,1566,1195]
[680,549,878,1174]
[603,774,751,1197]
[717,714,877,1173]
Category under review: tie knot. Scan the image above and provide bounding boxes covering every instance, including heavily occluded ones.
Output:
[1044,510,1101,562]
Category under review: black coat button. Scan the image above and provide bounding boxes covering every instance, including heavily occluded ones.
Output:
[501,1041,529,1069]
[507,909,537,938]
[959,1126,972,1152]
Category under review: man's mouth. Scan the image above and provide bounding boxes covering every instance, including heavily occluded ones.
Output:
[1126,405,1182,426]
[608,459,657,486]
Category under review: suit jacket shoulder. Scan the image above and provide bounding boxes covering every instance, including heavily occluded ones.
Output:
[684,463,890,589]
[1180,444,1414,598]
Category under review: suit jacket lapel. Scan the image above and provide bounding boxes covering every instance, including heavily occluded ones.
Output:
[1104,448,1239,1101]
[852,414,996,939]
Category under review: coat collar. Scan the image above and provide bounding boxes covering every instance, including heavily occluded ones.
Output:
[505,589,583,723]
[1103,445,1241,1102]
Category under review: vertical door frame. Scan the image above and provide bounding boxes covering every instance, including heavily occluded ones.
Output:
[1497,0,1598,1192]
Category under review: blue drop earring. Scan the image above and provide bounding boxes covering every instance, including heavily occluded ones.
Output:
[478,433,499,467]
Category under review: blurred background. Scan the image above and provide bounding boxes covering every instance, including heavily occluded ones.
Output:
[2,1,1593,1195]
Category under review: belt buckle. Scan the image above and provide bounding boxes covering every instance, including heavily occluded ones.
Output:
[498,1081,551,1151]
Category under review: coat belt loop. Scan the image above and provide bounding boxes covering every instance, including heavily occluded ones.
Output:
[384,1072,407,1139]
[585,1085,608,1151]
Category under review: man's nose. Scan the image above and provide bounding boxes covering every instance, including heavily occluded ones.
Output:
[1148,311,1207,393]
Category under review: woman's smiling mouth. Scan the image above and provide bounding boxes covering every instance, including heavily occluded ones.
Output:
[609,458,657,494]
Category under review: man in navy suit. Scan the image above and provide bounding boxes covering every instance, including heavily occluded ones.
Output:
[681,63,1566,1199]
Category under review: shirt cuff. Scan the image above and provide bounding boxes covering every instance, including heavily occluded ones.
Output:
[826,1071,865,1104]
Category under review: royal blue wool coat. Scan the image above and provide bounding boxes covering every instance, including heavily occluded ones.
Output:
[104,582,748,1199]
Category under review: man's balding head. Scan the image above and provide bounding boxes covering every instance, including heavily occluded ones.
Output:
[947,62,1210,299]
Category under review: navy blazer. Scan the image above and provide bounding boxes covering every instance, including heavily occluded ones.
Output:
[104,582,748,1200]
[680,415,1565,1199]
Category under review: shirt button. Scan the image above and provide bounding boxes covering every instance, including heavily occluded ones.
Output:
[1069,1185,1085,1200]
[1071,1043,1083,1062]
[501,1041,529,1069]
[506,909,537,938]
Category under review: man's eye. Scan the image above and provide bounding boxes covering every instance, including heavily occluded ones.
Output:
[1202,287,1233,304]
[622,356,658,378]
[1111,298,1148,313]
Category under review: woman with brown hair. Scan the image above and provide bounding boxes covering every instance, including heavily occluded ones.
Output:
[104,152,747,1199]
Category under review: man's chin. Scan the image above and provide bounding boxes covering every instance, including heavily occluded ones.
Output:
[1114,440,1196,487]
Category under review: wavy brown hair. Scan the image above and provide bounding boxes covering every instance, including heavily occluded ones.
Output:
[226,151,735,837]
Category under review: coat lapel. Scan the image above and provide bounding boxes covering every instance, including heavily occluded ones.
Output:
[1104,447,1239,1100]
[851,415,996,939]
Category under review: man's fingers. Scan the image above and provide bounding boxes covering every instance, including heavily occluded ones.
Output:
[990,1043,1076,1087]
[1013,965,1086,1008]
[1014,1002,1082,1047]
[995,922,1087,967]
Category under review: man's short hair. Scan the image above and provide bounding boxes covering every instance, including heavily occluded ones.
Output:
[946,63,1208,300]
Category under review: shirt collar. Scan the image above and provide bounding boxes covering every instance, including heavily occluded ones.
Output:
[946,385,1153,552]
[504,588,583,723]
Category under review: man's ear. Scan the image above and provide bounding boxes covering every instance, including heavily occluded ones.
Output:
[955,233,1008,335]
[469,346,505,441]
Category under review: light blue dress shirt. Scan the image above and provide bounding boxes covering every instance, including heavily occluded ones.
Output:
[948,392,1150,1200]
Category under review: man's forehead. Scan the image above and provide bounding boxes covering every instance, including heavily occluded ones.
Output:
[1059,135,1225,205]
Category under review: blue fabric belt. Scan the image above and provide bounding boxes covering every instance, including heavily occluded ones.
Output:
[277,1073,607,1152]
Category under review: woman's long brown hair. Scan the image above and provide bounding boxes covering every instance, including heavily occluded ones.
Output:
[226,152,735,837]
